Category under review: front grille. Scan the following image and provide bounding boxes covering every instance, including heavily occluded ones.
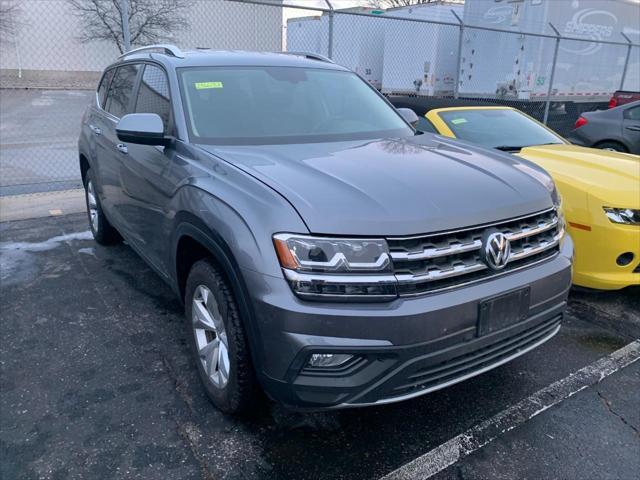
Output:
[387,208,562,296]
[385,315,561,399]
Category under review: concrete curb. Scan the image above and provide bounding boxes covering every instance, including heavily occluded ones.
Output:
[0,189,86,222]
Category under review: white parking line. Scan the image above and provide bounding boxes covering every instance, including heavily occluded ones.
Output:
[381,340,640,480]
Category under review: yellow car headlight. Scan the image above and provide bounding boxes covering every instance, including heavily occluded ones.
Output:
[603,207,640,225]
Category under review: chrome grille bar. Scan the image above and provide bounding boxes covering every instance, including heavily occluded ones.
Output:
[390,240,482,262]
[396,263,487,284]
[509,230,563,263]
[388,208,563,295]
[506,215,559,241]
[389,214,559,263]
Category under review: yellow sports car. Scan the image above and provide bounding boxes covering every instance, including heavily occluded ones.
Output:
[411,105,639,290]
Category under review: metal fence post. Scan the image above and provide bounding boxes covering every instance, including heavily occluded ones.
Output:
[620,32,632,90]
[543,23,561,125]
[11,13,22,79]
[452,10,464,99]
[120,0,132,52]
[325,0,334,59]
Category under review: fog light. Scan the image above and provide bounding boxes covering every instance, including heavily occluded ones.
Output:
[307,353,354,368]
[616,252,634,266]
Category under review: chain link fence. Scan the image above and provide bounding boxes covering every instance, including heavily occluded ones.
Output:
[1,0,638,196]
[284,0,638,135]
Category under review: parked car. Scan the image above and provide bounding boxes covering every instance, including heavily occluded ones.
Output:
[568,101,640,154]
[390,100,639,290]
[608,90,640,109]
[79,46,572,413]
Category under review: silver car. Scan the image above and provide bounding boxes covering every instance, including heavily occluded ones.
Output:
[78,45,573,413]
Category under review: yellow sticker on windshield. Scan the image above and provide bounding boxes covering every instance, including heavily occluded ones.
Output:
[451,118,467,125]
[195,81,223,90]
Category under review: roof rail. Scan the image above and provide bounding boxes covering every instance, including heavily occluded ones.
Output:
[118,44,185,59]
[284,51,334,63]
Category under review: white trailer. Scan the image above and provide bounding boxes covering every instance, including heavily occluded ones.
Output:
[380,3,463,96]
[459,0,640,103]
[286,16,327,60]
[327,10,386,89]
[287,3,462,92]
[287,9,386,89]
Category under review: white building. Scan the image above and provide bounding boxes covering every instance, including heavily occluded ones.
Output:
[0,0,283,86]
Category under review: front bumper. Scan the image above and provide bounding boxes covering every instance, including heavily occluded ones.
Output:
[244,235,573,409]
[569,217,640,290]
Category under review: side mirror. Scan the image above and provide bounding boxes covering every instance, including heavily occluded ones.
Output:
[397,108,420,128]
[116,113,170,146]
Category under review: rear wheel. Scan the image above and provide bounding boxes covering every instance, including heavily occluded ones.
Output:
[595,141,628,153]
[84,169,120,245]
[185,259,258,414]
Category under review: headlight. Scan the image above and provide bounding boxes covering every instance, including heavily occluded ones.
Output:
[603,207,640,225]
[273,234,392,273]
[273,234,397,301]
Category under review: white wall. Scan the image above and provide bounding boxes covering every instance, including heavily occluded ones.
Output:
[0,0,283,73]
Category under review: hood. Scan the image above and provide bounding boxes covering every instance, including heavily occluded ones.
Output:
[517,144,640,208]
[199,135,553,236]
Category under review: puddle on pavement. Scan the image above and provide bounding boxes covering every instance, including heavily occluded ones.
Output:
[0,230,92,286]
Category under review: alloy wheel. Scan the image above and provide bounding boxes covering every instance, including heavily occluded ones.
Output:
[86,180,99,232]
[192,285,230,388]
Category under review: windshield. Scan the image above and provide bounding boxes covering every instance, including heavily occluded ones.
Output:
[178,66,412,145]
[437,109,564,150]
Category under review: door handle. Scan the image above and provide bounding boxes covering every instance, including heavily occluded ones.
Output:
[89,124,102,135]
[625,125,640,132]
[116,143,128,154]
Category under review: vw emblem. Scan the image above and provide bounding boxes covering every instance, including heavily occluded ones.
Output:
[482,231,511,270]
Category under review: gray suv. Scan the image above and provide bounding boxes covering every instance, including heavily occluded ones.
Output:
[78,46,573,413]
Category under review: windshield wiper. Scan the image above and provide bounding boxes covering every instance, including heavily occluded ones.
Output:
[495,142,563,151]
[494,145,525,152]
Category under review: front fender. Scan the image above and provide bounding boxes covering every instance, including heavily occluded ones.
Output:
[167,161,308,279]
[171,215,268,376]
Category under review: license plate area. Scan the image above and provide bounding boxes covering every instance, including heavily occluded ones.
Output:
[478,287,530,336]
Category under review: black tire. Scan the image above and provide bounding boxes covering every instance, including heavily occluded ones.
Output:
[595,141,628,153]
[185,259,258,414]
[84,169,120,245]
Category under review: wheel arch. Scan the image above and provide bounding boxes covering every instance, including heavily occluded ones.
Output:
[79,153,91,185]
[593,139,629,152]
[172,212,264,372]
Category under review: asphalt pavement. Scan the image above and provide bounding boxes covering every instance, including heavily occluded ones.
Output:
[1,213,639,480]
[0,90,92,196]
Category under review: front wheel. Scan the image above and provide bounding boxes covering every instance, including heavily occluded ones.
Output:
[185,259,258,414]
[84,169,120,245]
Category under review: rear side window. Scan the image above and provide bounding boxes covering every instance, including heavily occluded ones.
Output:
[106,64,140,118]
[97,69,114,109]
[135,64,171,132]
[624,106,640,120]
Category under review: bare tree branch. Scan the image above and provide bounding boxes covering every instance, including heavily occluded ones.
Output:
[68,0,189,54]
[0,1,20,38]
